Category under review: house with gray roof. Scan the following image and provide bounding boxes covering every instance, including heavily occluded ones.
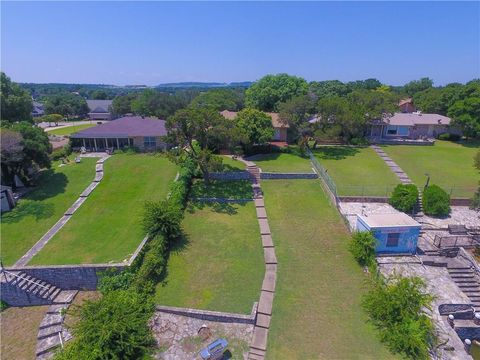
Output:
[86,100,113,120]
[70,116,168,151]
[31,101,45,118]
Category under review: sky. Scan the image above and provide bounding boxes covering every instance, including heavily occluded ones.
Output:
[1,1,479,86]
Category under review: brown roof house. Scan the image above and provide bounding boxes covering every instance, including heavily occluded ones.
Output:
[369,98,461,144]
[70,116,168,151]
[86,100,114,121]
[220,110,289,142]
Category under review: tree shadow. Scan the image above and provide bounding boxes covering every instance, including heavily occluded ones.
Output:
[1,201,55,223]
[26,170,69,201]
[455,140,480,149]
[158,232,191,287]
[312,146,360,160]
[191,180,253,200]
[187,200,246,216]
[246,153,281,162]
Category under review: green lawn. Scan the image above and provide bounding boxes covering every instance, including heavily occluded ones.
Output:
[262,180,396,359]
[381,140,479,198]
[221,156,246,171]
[47,124,96,136]
[312,146,400,196]
[1,158,97,266]
[155,201,263,314]
[29,154,178,265]
[247,153,312,173]
[190,179,252,199]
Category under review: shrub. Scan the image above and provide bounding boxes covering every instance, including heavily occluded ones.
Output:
[363,274,435,360]
[132,234,168,292]
[142,200,183,241]
[437,133,461,141]
[98,268,134,293]
[1,300,9,311]
[349,231,377,267]
[389,184,419,213]
[423,185,450,217]
[471,186,480,210]
[54,290,155,360]
[51,144,72,161]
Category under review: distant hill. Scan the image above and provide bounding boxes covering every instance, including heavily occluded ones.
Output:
[156,81,252,89]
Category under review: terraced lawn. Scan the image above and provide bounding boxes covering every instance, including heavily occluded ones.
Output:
[312,146,400,196]
[262,180,396,359]
[155,201,263,314]
[47,123,96,136]
[29,154,178,265]
[190,179,252,199]
[247,153,312,173]
[1,158,97,266]
[381,140,479,198]
[221,156,246,171]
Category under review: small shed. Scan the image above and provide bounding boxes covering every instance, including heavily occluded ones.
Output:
[357,213,421,254]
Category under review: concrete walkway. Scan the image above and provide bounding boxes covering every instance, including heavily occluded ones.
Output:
[13,154,111,267]
[370,145,412,184]
[235,157,278,360]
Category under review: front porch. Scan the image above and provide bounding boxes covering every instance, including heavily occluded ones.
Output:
[71,136,133,151]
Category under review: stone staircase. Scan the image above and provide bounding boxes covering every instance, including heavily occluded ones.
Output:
[416,190,425,217]
[448,266,480,308]
[1,270,76,304]
[247,164,263,198]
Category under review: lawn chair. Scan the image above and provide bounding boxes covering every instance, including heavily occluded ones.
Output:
[75,156,81,163]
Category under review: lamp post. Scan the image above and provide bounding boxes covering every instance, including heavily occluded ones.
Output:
[424,173,430,191]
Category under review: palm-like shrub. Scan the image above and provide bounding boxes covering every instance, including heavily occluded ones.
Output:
[423,185,450,217]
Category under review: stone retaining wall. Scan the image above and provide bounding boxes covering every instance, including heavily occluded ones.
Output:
[155,303,258,324]
[260,172,318,179]
[5,264,123,290]
[451,198,471,206]
[338,196,389,203]
[210,171,251,180]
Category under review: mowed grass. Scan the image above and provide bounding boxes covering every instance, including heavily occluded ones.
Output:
[1,158,97,266]
[155,201,263,314]
[47,123,96,136]
[29,154,178,265]
[312,146,399,196]
[262,180,396,359]
[382,140,479,197]
[247,153,312,173]
[1,305,49,360]
[191,179,252,199]
[221,156,246,171]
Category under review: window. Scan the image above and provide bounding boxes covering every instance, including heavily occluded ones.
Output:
[143,136,156,148]
[386,233,400,247]
[386,125,398,135]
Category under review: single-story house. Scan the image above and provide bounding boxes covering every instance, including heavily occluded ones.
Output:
[357,212,421,254]
[369,112,459,141]
[70,116,168,151]
[86,100,113,121]
[31,101,45,118]
[220,110,289,142]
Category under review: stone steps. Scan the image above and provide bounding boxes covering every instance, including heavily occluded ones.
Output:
[3,271,63,302]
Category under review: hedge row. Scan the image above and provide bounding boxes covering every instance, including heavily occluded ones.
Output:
[389,184,419,213]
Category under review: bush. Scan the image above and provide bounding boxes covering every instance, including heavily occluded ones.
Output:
[51,144,72,161]
[363,274,435,360]
[349,231,377,267]
[54,290,155,360]
[132,234,168,292]
[423,184,450,217]
[142,200,183,241]
[437,133,461,141]
[1,300,9,311]
[389,184,419,213]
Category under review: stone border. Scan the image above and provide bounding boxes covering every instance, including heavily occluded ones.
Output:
[260,172,318,179]
[14,154,111,267]
[210,171,251,180]
[338,196,389,203]
[190,197,253,203]
[155,303,258,324]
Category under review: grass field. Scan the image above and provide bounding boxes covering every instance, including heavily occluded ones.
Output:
[47,124,96,136]
[155,200,263,314]
[1,158,97,266]
[1,305,49,360]
[221,156,246,171]
[312,146,400,196]
[381,140,479,198]
[262,180,396,359]
[190,179,252,199]
[247,153,312,173]
[29,154,177,265]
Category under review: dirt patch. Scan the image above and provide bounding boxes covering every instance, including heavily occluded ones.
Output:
[0,305,48,360]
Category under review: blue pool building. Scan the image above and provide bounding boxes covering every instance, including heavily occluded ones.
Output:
[357,213,421,254]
